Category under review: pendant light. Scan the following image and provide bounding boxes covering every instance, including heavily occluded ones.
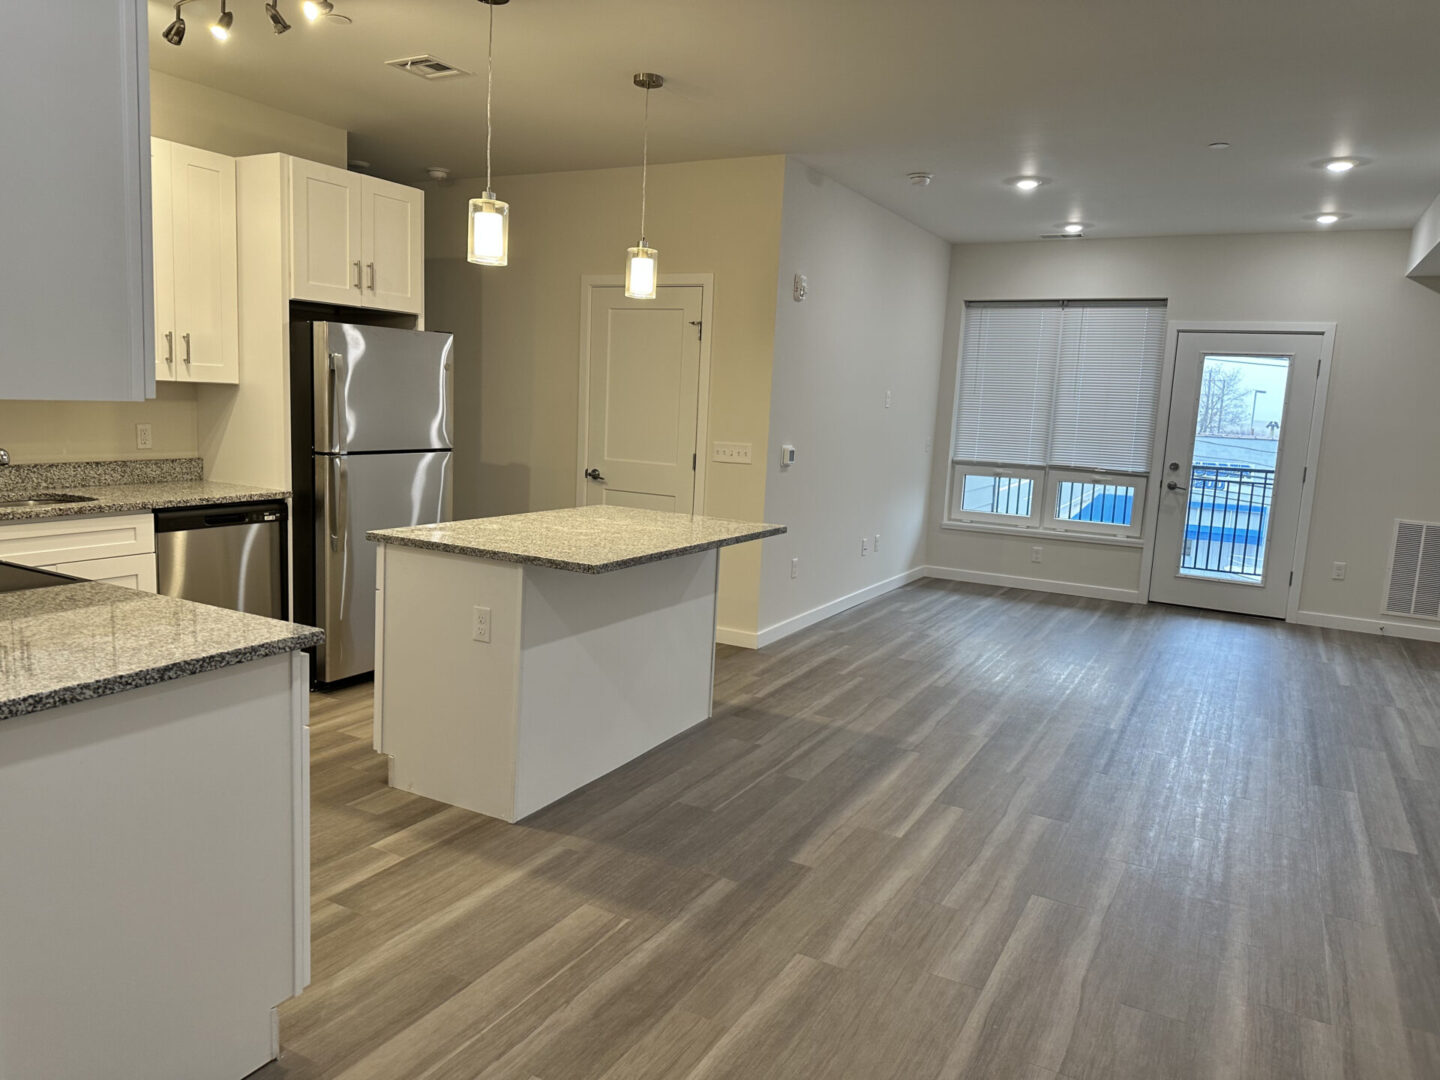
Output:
[624,73,663,299]
[468,0,510,266]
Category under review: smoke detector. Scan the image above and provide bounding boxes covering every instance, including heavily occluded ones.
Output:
[386,55,473,80]
[907,171,934,187]
[426,167,451,182]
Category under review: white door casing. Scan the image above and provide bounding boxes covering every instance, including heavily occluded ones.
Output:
[579,281,711,513]
[1148,330,1323,618]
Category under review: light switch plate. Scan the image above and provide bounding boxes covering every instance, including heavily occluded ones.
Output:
[712,442,752,464]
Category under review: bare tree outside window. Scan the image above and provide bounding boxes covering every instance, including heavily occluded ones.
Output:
[1195,364,1249,435]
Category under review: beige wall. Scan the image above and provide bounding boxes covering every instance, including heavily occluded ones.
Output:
[759,162,949,639]
[424,156,786,636]
[0,74,348,466]
[150,71,348,166]
[927,229,1440,633]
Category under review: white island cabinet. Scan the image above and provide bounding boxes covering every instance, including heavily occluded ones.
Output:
[0,579,321,1080]
[370,506,783,822]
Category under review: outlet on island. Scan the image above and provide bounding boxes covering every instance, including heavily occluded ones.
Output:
[471,605,491,644]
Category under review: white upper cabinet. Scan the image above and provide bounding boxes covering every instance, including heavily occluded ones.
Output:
[290,158,365,306]
[289,160,424,315]
[362,178,425,314]
[0,0,151,401]
[153,139,239,385]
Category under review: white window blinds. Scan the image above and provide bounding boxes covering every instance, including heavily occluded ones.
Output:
[952,300,1166,473]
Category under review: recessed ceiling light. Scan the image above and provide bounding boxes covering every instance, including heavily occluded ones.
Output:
[1317,156,1368,174]
[1310,212,1349,225]
[907,172,934,187]
[1005,175,1050,192]
[1061,222,1089,235]
[1208,141,1232,150]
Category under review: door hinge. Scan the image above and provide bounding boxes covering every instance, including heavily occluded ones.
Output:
[692,452,697,471]
[1302,466,1307,484]
[1289,571,1294,586]
[689,320,703,341]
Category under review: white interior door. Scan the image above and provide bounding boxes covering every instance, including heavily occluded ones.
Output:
[584,285,703,512]
[1149,331,1321,618]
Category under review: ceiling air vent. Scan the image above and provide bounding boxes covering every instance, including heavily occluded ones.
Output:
[1383,519,1440,619]
[386,55,472,80]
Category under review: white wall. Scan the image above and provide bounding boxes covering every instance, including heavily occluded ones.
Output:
[150,71,348,167]
[756,162,950,643]
[927,229,1440,636]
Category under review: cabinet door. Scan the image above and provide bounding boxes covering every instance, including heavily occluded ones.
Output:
[46,553,157,592]
[290,159,363,305]
[361,177,425,314]
[171,144,239,384]
[0,0,151,400]
[152,139,178,383]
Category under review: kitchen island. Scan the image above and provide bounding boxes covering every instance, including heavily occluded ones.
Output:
[369,505,784,821]
[0,571,321,1080]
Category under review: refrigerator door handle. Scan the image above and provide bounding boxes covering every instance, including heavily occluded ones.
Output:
[328,457,348,553]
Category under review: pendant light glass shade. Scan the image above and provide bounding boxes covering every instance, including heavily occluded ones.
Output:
[625,244,658,299]
[468,192,509,266]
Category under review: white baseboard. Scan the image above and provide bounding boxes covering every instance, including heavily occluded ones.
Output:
[1290,609,1440,643]
[740,567,928,650]
[920,565,1143,605]
[714,626,758,649]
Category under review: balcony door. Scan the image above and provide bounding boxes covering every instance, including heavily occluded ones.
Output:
[1148,330,1322,618]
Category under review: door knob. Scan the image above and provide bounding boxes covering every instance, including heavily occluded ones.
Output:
[1167,480,1188,491]
[584,468,605,481]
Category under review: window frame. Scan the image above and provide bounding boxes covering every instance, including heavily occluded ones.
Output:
[947,462,1044,528]
[1042,468,1148,539]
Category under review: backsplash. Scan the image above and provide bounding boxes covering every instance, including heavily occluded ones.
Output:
[0,458,203,493]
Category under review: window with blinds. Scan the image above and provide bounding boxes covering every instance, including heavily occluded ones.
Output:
[948,299,1167,536]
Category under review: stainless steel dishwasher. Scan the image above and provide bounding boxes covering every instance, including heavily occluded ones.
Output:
[155,502,287,619]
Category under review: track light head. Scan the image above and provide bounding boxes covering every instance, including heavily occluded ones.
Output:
[162,3,186,45]
[302,0,333,21]
[211,1,233,40]
[266,1,292,33]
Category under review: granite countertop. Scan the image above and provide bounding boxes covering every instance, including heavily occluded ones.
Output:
[0,580,322,720]
[368,505,786,573]
[0,480,291,522]
[0,457,288,522]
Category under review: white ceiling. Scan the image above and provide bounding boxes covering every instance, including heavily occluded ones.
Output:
[148,0,1440,243]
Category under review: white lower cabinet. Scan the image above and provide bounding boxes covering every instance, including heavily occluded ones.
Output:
[0,513,157,592]
[45,553,157,592]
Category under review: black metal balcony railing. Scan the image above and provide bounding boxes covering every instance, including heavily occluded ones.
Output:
[962,475,1033,517]
[1181,464,1275,578]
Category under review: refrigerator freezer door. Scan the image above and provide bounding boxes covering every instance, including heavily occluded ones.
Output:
[313,322,454,453]
[315,450,452,683]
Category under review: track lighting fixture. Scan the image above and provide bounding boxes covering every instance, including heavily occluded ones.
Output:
[302,0,333,21]
[266,1,292,33]
[162,2,187,45]
[211,0,233,40]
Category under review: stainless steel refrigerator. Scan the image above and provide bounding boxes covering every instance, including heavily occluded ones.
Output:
[292,321,453,685]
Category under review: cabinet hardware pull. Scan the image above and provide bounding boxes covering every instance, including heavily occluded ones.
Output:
[367,262,376,291]
[354,260,363,289]
[164,330,174,366]
[182,332,191,365]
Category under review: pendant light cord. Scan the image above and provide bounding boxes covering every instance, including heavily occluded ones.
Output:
[639,84,649,244]
[485,0,494,194]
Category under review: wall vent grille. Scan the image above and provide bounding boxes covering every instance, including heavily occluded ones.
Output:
[1383,519,1440,619]
[385,55,472,80]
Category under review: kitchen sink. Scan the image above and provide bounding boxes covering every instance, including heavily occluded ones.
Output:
[0,493,99,510]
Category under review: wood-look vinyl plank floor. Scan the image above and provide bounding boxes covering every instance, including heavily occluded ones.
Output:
[254,579,1440,1080]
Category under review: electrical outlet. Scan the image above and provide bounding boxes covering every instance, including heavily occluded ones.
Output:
[1030,545,1043,564]
[874,532,881,552]
[884,389,893,409]
[1331,561,1347,581]
[471,605,491,644]
[712,442,753,464]
[861,537,869,557]
[790,556,800,580]
[135,423,153,450]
